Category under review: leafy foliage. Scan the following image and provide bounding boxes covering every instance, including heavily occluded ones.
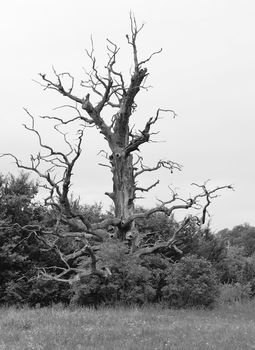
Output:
[218,282,252,304]
[72,241,159,307]
[0,172,71,306]
[0,171,254,308]
[0,172,38,225]
[162,255,219,308]
[217,246,249,284]
[218,224,255,256]
[189,226,227,264]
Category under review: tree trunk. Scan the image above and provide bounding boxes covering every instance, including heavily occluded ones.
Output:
[110,151,135,240]
[107,100,137,240]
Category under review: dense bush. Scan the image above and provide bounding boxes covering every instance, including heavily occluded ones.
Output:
[3,279,71,307]
[0,172,38,225]
[0,172,72,306]
[162,255,219,308]
[71,241,158,307]
[141,254,171,302]
[218,282,252,304]
[217,246,250,284]
[72,252,220,308]
[190,227,227,264]
[136,211,178,244]
[1,171,255,309]
[218,224,255,256]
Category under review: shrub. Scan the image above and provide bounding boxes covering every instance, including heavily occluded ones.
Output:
[216,246,247,283]
[218,282,252,304]
[162,255,219,308]
[2,279,71,307]
[141,254,171,302]
[70,275,106,308]
[71,241,158,307]
[28,280,71,307]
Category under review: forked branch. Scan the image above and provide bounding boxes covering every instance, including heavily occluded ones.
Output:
[37,242,111,285]
[135,159,182,178]
[134,216,191,257]
[126,109,177,155]
[124,183,233,227]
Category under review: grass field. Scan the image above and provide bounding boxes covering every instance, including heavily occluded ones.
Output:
[0,302,255,350]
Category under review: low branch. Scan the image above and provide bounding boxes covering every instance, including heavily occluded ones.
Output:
[38,242,111,285]
[134,217,191,257]
[124,183,233,228]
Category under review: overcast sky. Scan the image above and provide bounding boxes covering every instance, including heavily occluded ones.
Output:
[0,0,254,231]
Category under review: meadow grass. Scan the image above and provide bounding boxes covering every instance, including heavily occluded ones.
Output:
[0,301,255,350]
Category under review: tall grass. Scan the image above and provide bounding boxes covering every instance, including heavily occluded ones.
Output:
[0,302,255,349]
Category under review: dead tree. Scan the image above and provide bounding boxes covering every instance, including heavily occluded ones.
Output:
[1,15,232,283]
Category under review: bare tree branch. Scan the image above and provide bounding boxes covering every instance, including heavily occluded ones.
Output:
[124,183,233,228]
[125,109,177,155]
[135,180,160,193]
[37,241,111,285]
[134,216,191,257]
[135,159,182,178]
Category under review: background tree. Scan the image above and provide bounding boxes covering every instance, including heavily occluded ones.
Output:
[217,224,255,257]
[162,255,219,308]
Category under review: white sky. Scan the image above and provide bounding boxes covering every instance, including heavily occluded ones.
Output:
[0,0,254,231]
